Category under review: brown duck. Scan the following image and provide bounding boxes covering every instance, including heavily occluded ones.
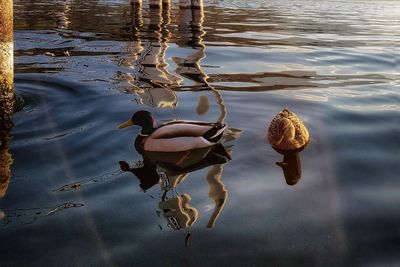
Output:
[268,108,310,152]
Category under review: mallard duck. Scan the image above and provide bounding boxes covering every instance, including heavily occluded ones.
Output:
[118,110,227,153]
[268,108,310,152]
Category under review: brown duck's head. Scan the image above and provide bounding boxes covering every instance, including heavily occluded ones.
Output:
[279,108,296,117]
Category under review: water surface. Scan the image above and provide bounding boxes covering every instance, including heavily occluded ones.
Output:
[1,0,400,266]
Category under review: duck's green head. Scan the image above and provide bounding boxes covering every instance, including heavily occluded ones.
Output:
[118,110,157,134]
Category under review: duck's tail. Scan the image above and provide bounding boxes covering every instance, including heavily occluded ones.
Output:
[202,123,227,143]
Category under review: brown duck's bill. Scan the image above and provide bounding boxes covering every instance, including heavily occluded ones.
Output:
[118,119,134,129]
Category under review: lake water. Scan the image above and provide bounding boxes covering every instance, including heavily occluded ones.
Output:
[1,0,400,266]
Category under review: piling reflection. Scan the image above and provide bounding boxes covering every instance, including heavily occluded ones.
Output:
[195,95,210,115]
[176,3,229,122]
[119,143,231,238]
[13,0,390,92]
[116,0,230,119]
[117,3,180,109]
[56,0,72,29]
[0,146,12,198]
[0,98,13,201]
[174,6,206,86]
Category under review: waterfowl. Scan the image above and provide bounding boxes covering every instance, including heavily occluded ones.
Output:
[118,110,227,153]
[268,108,310,152]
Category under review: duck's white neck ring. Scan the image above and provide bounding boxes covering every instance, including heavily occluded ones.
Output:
[139,133,150,137]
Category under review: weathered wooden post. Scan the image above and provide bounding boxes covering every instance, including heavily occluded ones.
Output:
[0,0,13,115]
[0,0,14,198]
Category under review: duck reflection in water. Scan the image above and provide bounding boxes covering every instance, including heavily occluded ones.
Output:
[268,108,310,186]
[118,110,235,244]
[119,144,231,245]
[275,150,302,186]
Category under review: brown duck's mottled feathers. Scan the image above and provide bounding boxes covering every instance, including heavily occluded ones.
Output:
[268,109,310,151]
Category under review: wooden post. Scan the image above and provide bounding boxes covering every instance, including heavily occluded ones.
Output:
[149,0,162,9]
[0,0,14,198]
[0,0,13,114]
[179,0,203,9]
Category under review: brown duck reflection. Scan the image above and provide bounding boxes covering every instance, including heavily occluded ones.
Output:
[275,151,302,186]
[119,143,231,234]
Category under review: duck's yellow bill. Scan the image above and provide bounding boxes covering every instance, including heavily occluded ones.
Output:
[118,119,134,129]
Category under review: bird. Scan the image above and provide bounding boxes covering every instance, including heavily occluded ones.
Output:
[267,108,310,152]
[118,110,227,153]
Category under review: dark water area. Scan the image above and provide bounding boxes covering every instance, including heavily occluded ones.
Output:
[1,0,400,266]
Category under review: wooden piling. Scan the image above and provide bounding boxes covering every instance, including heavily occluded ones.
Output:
[0,0,13,197]
[0,0,13,114]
